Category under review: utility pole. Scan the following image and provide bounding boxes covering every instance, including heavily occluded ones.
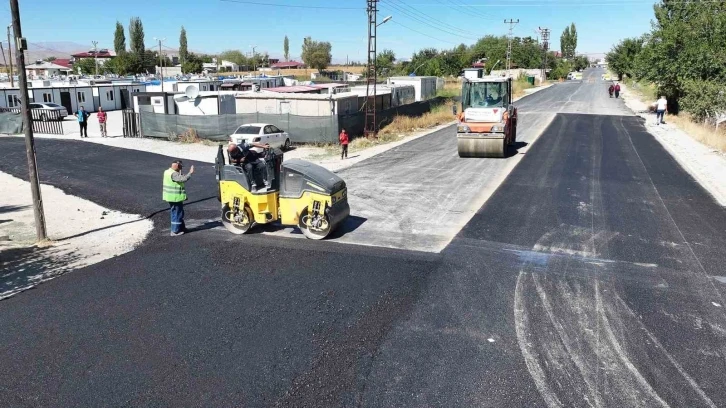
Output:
[250,45,257,73]
[10,0,47,242]
[364,0,379,139]
[154,37,165,85]
[504,19,519,78]
[7,25,14,87]
[539,27,550,83]
[92,40,98,76]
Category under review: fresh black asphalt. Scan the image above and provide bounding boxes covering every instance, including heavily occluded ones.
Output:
[1,69,725,406]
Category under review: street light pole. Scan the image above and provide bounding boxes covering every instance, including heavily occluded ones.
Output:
[10,0,47,242]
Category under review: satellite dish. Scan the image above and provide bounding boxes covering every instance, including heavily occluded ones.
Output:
[185,85,199,99]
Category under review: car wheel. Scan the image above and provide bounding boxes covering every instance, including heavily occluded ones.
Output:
[283,138,291,150]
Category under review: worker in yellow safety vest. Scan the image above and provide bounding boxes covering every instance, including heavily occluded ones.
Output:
[163,160,194,236]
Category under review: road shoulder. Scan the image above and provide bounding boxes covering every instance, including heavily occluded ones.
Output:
[0,171,153,300]
[620,83,726,207]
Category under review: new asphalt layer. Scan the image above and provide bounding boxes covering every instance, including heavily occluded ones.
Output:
[1,68,725,406]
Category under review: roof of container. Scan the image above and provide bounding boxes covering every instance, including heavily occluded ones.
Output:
[388,76,437,80]
[235,91,358,101]
[310,83,347,89]
[266,85,320,93]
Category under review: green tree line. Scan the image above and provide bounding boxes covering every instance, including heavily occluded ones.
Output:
[606,1,726,119]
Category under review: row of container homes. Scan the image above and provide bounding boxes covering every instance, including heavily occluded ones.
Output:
[0,83,146,112]
[133,90,361,117]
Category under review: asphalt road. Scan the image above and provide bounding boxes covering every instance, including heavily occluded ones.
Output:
[1,67,725,406]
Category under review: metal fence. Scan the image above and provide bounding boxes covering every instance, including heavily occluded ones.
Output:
[139,111,339,143]
[122,109,141,137]
[0,108,65,134]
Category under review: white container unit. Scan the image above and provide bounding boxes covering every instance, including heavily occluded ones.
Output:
[386,76,437,102]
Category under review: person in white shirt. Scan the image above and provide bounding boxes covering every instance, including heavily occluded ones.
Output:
[654,96,668,125]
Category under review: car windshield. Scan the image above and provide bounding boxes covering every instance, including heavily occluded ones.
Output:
[45,103,62,108]
[234,126,261,135]
[464,81,508,108]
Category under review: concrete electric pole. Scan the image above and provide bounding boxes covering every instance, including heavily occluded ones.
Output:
[7,25,14,86]
[504,19,519,77]
[10,0,47,242]
[539,27,550,83]
[92,40,98,76]
[154,37,166,84]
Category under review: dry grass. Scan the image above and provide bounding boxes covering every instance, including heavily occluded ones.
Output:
[625,79,726,153]
[665,113,726,153]
[311,101,457,157]
[169,128,202,144]
[512,78,535,99]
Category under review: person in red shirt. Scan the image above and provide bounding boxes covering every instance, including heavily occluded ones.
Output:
[97,107,107,137]
[339,128,349,160]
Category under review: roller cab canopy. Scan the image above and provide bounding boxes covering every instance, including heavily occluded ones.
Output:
[281,159,346,197]
[461,77,512,123]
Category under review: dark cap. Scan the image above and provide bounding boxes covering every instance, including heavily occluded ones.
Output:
[173,160,183,165]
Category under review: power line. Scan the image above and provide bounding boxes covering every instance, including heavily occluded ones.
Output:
[384,0,481,36]
[442,0,498,21]
[379,1,479,41]
[387,20,460,45]
[219,0,364,9]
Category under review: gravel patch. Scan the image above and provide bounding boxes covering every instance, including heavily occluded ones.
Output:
[620,84,726,207]
[0,171,153,299]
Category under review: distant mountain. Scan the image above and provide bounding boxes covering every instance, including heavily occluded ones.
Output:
[22,41,90,61]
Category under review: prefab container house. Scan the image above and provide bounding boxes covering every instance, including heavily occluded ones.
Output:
[386,76,437,102]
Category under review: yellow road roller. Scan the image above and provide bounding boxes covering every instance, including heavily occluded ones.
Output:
[214,145,350,239]
[454,76,518,158]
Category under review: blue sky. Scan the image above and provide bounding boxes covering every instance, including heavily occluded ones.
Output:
[6,0,656,63]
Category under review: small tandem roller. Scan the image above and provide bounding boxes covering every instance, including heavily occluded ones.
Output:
[455,76,518,158]
[214,145,350,240]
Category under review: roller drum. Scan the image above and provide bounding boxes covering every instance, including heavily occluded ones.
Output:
[457,134,506,158]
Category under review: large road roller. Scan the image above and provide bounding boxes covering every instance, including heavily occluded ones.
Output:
[454,76,518,158]
[214,145,350,240]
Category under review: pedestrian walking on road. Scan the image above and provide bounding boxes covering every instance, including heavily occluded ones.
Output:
[608,84,614,98]
[339,128,349,160]
[163,160,194,236]
[614,83,621,99]
[97,107,107,137]
[77,106,89,138]
[654,95,668,125]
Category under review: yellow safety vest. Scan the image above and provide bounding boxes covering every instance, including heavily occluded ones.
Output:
[162,168,187,202]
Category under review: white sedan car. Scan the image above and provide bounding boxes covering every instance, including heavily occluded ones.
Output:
[229,123,291,153]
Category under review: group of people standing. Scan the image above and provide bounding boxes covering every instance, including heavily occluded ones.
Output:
[75,106,107,138]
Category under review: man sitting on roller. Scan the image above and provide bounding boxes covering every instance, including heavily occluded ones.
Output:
[228,141,270,191]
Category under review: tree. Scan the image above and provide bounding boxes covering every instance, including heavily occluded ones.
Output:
[560,23,577,59]
[573,55,589,71]
[179,26,188,64]
[43,56,56,62]
[129,17,145,57]
[605,37,643,80]
[283,35,290,61]
[182,53,203,74]
[634,0,726,114]
[376,49,395,75]
[114,21,126,54]
[220,50,248,69]
[74,58,98,75]
[301,37,332,71]
[105,52,139,75]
